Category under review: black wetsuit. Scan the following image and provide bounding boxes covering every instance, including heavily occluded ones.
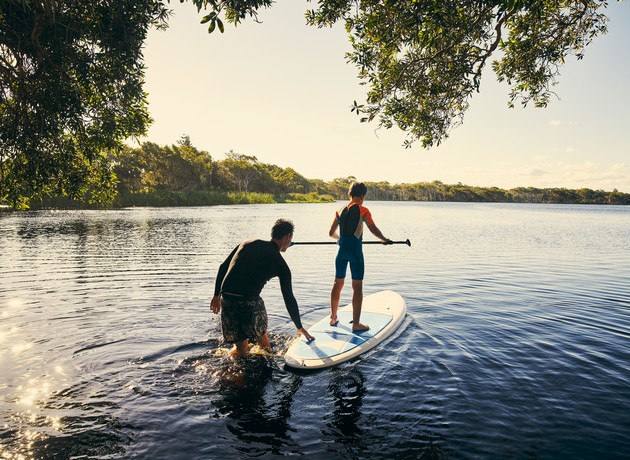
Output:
[213,239,302,329]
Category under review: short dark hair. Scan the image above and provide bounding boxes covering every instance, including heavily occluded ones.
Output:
[271,218,294,239]
[349,181,367,197]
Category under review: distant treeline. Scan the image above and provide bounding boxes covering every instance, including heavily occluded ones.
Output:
[365,182,630,205]
[25,138,630,208]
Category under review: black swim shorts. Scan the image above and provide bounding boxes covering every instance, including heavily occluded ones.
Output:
[220,295,268,344]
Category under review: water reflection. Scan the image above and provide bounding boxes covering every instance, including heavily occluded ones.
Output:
[325,368,367,443]
[1,204,628,459]
[0,369,130,460]
[211,356,303,456]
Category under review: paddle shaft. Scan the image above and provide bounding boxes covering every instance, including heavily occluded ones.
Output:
[291,239,411,247]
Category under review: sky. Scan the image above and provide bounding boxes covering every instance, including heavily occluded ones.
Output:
[141,1,630,192]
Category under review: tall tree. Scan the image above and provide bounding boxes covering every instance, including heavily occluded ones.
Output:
[114,141,214,193]
[0,0,169,207]
[220,150,262,192]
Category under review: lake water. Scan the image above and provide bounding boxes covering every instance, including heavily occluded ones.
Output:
[1,202,629,459]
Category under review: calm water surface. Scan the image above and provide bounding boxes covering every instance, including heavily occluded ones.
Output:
[1,202,629,459]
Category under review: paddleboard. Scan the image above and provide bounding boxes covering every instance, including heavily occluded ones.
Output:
[284,290,406,369]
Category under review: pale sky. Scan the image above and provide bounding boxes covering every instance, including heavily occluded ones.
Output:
[142,1,630,192]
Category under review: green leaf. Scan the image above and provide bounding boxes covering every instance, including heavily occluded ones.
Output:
[217,18,224,33]
[208,20,216,33]
[200,13,216,24]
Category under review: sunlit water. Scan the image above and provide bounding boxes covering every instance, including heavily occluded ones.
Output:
[1,202,628,459]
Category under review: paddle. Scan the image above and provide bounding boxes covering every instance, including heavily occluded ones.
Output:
[291,239,411,247]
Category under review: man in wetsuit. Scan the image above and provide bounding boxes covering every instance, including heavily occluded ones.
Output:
[328,182,392,332]
[210,218,314,356]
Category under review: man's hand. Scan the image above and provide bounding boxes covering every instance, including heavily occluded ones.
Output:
[210,295,222,314]
[298,327,315,342]
[382,239,393,245]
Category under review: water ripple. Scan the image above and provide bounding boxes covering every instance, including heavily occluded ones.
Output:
[1,204,629,459]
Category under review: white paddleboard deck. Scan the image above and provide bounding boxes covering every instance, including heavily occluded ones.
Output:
[284,290,406,369]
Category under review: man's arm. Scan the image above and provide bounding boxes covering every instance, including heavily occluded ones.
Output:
[277,258,314,340]
[278,266,302,329]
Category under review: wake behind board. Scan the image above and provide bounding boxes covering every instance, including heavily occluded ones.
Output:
[284,290,406,369]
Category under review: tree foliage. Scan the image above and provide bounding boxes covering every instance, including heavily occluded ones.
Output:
[0,0,170,207]
[189,0,274,32]
[112,141,317,199]
[16,139,630,208]
[114,140,214,194]
[0,0,616,206]
[193,0,609,147]
[111,142,630,206]
[359,181,630,204]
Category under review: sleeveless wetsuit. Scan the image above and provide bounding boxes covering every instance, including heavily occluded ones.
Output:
[332,202,375,280]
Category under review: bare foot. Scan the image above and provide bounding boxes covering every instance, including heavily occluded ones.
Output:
[229,347,247,357]
[329,316,339,326]
[352,323,370,332]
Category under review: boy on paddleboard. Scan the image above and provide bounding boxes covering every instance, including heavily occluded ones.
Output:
[210,219,314,356]
[329,182,392,332]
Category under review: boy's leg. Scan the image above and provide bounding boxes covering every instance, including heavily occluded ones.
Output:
[330,278,344,325]
[351,279,369,331]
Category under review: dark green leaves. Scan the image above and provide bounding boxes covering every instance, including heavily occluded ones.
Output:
[0,0,170,208]
[306,0,610,148]
[188,0,274,32]
[200,11,224,33]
